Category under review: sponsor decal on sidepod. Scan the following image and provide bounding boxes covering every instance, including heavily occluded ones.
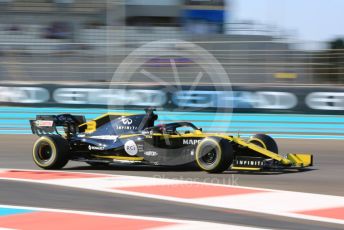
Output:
[124,140,138,156]
[88,145,105,151]
[183,139,201,145]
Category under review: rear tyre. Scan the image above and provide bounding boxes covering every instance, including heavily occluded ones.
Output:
[248,134,278,154]
[195,137,233,173]
[32,135,70,169]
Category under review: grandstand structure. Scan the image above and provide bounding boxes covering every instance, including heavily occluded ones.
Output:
[0,0,339,84]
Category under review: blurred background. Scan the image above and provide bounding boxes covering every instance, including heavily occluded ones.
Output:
[0,0,342,84]
[0,0,343,138]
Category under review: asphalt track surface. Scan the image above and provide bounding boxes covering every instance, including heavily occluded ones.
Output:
[1,135,344,229]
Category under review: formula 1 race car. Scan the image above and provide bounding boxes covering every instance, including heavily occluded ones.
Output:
[30,109,313,173]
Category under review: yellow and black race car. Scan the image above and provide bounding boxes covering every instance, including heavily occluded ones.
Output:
[30,109,313,173]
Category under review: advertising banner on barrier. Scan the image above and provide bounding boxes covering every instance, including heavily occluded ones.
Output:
[0,83,343,114]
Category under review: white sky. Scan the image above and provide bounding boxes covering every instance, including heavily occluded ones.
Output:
[229,0,344,43]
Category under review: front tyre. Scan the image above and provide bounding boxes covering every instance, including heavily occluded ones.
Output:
[32,135,70,169]
[195,137,233,173]
[248,134,278,154]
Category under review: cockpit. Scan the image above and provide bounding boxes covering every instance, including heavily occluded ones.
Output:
[145,122,202,135]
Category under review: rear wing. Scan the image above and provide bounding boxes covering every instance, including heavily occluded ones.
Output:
[30,114,86,138]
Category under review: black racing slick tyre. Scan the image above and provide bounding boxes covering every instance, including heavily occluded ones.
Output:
[32,135,70,169]
[248,134,278,154]
[195,137,233,173]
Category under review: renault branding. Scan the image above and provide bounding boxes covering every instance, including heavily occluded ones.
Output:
[88,145,105,151]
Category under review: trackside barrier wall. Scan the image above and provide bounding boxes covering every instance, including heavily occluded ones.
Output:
[0,83,343,115]
[0,83,343,138]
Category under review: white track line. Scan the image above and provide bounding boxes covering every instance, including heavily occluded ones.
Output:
[0,169,344,225]
[0,204,269,230]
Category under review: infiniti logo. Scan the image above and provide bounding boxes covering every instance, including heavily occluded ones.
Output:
[121,118,133,125]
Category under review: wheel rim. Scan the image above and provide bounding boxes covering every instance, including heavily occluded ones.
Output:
[199,145,218,166]
[201,149,217,165]
[35,141,54,165]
